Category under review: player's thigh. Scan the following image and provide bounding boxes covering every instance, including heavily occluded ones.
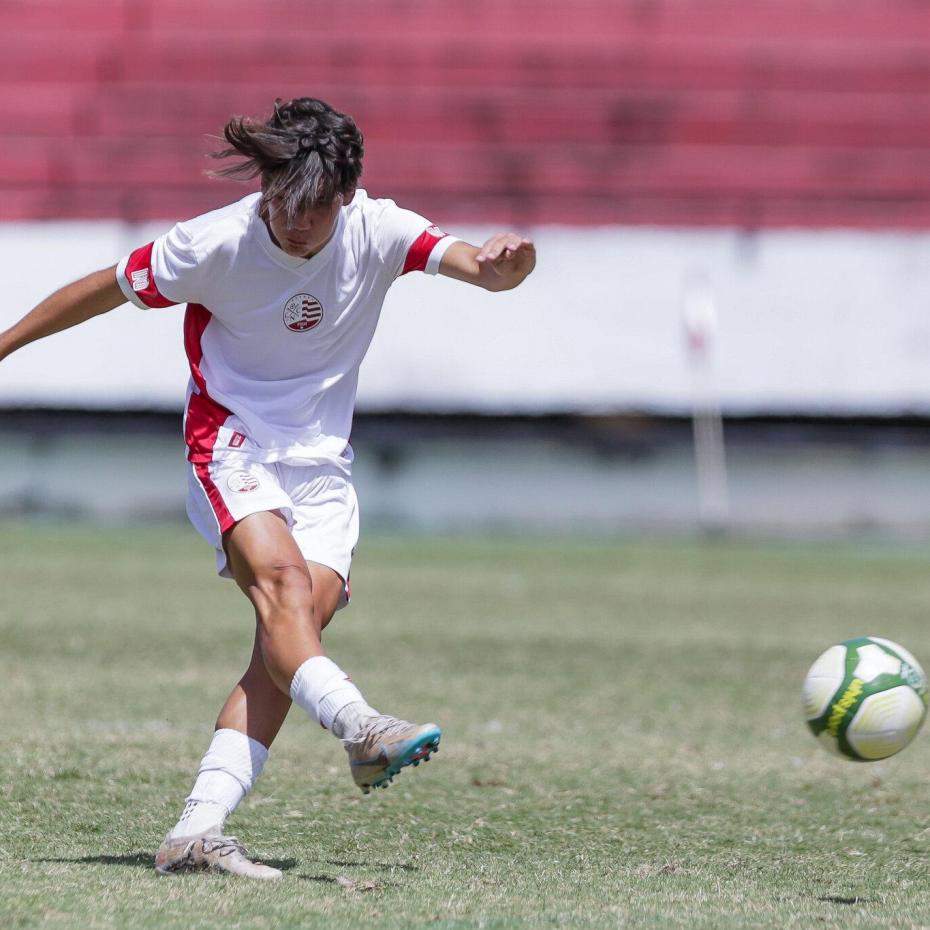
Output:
[223,515,341,629]
[223,510,310,595]
[283,467,359,614]
[187,457,294,579]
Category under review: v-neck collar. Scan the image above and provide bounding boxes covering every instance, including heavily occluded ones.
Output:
[252,199,344,274]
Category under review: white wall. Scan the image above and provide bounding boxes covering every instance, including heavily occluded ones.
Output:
[2,221,930,414]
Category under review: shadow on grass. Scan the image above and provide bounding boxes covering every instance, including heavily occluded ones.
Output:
[34,854,153,868]
[33,853,299,872]
[302,874,349,885]
[299,874,398,891]
[817,896,874,905]
[262,858,299,871]
[326,859,418,872]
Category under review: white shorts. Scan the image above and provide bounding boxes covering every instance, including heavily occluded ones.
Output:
[186,455,359,602]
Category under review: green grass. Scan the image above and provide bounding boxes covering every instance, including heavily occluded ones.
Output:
[2,523,930,929]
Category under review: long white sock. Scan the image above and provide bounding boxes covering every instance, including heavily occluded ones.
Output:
[167,728,269,840]
[331,701,380,741]
[289,655,378,739]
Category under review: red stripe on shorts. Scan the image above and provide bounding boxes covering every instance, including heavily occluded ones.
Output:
[193,460,236,533]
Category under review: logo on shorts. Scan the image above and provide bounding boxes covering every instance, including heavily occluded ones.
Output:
[227,471,260,493]
[283,294,324,332]
[426,225,446,238]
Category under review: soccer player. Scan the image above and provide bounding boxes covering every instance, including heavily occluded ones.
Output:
[0,97,535,879]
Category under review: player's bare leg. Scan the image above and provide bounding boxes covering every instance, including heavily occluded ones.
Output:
[214,628,293,746]
[213,554,345,743]
[222,511,440,792]
[157,514,345,878]
[224,511,331,687]
[156,510,440,876]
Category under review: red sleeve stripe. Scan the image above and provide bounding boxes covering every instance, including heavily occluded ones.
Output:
[123,241,177,308]
[401,227,448,275]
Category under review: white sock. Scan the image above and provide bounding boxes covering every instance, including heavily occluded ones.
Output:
[289,655,378,738]
[331,701,379,741]
[167,728,269,840]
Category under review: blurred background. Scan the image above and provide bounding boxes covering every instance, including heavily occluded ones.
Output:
[2,0,930,537]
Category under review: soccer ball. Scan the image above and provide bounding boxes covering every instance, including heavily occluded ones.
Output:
[802,636,928,761]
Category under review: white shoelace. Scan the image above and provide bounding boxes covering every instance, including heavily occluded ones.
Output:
[342,714,413,747]
[201,836,247,858]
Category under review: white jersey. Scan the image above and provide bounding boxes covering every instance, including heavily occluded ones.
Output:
[116,190,457,470]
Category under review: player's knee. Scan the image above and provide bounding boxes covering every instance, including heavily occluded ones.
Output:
[251,562,318,627]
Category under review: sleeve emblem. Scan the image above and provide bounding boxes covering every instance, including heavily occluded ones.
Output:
[130,268,150,292]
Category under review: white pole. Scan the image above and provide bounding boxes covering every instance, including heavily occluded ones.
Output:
[681,272,730,534]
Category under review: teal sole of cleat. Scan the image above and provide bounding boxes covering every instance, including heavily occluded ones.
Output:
[369,727,441,791]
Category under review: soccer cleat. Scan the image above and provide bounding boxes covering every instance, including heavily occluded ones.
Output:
[344,715,441,794]
[154,828,282,880]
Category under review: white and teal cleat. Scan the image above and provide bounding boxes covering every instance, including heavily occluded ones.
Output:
[344,715,441,793]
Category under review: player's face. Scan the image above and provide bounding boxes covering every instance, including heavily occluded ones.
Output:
[265,195,344,258]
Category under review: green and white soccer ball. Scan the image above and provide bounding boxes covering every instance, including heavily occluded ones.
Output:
[802,636,929,761]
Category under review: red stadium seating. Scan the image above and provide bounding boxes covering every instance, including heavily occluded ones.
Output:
[2,0,930,227]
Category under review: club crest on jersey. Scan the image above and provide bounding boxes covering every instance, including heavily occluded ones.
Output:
[227,471,260,493]
[283,294,324,333]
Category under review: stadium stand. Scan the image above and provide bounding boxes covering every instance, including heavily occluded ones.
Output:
[2,0,930,227]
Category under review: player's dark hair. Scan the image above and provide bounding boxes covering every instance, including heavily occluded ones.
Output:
[210,97,364,223]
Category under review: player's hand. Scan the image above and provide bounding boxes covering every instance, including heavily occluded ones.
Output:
[476,234,536,283]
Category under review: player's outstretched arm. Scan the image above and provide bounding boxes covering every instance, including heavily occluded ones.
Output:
[0,266,126,362]
[438,235,536,292]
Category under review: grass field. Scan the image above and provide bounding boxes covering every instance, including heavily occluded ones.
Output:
[2,523,930,929]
